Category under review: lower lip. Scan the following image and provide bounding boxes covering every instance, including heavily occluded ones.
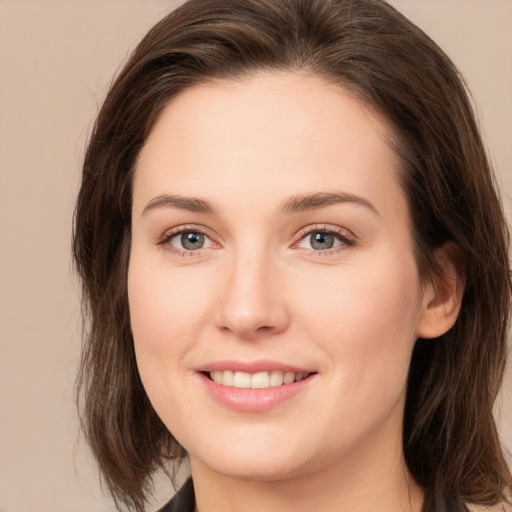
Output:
[197,373,316,412]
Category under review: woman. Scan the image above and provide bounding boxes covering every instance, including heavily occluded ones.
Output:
[73,0,512,511]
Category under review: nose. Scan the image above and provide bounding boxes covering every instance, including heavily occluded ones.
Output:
[215,249,290,340]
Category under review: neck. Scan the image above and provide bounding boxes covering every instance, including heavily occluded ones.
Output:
[189,419,424,512]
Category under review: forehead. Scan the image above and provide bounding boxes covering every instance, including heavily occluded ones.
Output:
[133,71,404,219]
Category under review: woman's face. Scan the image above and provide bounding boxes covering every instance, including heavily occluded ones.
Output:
[129,72,432,482]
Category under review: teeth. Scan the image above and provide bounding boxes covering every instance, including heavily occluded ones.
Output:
[233,371,251,388]
[251,371,270,389]
[211,370,223,384]
[209,370,311,388]
[269,370,284,387]
[283,372,295,384]
[222,370,234,386]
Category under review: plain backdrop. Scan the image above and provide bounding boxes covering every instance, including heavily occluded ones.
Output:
[0,1,511,511]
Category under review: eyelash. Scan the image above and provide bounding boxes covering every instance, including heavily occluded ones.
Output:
[294,224,356,255]
[158,224,356,256]
[158,225,215,257]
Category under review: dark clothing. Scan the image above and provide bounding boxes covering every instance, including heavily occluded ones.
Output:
[158,478,472,512]
[157,479,195,512]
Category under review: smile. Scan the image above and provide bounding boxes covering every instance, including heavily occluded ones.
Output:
[207,370,312,389]
[197,363,317,412]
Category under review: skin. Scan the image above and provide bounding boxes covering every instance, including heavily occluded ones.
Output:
[128,72,463,512]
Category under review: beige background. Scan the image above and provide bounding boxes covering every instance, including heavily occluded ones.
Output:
[0,1,511,511]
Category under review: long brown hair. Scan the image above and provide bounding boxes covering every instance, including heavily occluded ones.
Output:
[73,1,511,510]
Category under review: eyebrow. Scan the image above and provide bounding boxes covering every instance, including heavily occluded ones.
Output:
[280,192,379,215]
[142,191,378,216]
[142,194,217,215]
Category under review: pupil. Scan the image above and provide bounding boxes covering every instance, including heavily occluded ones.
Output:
[181,232,204,250]
[311,232,334,250]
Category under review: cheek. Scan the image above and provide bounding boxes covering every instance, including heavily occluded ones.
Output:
[129,255,210,342]
[127,257,212,430]
[127,255,213,395]
[293,251,421,392]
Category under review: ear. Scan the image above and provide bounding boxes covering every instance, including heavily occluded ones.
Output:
[416,242,465,339]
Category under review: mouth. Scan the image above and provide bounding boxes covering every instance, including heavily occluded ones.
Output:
[202,370,316,389]
[197,364,317,412]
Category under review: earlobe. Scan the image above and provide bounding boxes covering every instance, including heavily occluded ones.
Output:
[416,242,465,339]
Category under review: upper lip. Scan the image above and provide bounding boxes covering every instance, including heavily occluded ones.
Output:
[196,359,315,374]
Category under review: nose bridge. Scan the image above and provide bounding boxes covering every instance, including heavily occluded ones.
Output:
[216,241,288,338]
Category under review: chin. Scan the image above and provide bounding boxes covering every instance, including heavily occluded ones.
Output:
[203,454,312,483]
[187,428,318,482]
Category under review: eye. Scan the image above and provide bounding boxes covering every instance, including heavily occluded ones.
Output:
[166,230,214,251]
[308,232,338,250]
[296,227,355,252]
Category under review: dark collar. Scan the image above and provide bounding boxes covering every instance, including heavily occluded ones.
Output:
[158,478,195,512]
[158,478,469,512]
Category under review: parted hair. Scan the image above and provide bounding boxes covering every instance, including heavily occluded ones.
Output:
[73,0,512,510]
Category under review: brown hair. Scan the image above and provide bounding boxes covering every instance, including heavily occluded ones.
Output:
[73,0,511,510]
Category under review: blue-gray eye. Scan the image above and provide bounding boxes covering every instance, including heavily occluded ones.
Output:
[310,232,335,250]
[168,231,210,251]
[296,229,350,251]
[181,232,205,250]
